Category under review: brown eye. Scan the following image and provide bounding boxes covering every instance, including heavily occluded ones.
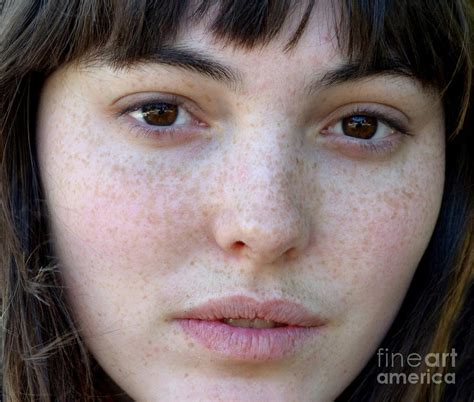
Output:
[141,103,178,126]
[342,115,378,139]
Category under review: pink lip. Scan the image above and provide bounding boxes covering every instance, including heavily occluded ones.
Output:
[174,295,326,361]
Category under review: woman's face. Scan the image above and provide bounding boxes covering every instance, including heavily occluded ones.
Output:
[37,6,445,402]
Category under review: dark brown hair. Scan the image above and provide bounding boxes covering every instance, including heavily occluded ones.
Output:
[1,1,473,401]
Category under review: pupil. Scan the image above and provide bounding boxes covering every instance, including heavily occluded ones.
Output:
[342,115,377,139]
[142,103,178,126]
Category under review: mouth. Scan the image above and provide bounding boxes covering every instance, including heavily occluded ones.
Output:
[220,318,288,328]
[173,295,326,361]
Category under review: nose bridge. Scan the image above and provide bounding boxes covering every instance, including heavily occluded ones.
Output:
[211,123,310,265]
[234,137,298,217]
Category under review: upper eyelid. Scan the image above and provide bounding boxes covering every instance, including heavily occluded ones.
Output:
[326,103,408,121]
[121,97,182,116]
[123,100,211,130]
[113,92,203,116]
[332,111,398,131]
[322,104,412,135]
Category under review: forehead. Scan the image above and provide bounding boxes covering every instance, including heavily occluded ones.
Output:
[77,2,344,94]
[168,7,339,83]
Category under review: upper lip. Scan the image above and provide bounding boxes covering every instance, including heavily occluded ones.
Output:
[174,295,326,327]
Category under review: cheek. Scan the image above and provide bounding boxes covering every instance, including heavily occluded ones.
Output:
[313,158,444,343]
[367,189,432,268]
[340,189,430,290]
[46,155,205,273]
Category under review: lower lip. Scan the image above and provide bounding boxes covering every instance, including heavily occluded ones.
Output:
[177,319,323,361]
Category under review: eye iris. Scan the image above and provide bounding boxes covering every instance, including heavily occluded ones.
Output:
[142,103,178,126]
[342,115,378,139]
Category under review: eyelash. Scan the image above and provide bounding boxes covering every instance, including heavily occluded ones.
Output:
[343,107,410,136]
[120,98,412,155]
[120,95,206,143]
[321,106,413,155]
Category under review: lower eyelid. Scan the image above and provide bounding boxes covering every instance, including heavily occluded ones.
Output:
[126,121,204,144]
[121,111,212,146]
[319,131,406,157]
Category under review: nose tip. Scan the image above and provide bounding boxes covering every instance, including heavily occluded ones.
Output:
[213,207,310,265]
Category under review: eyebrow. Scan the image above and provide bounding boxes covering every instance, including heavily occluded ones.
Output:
[110,46,415,93]
[128,46,244,91]
[312,62,416,95]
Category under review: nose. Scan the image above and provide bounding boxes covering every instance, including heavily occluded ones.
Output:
[211,130,311,265]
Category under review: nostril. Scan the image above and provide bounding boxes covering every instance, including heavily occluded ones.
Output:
[233,241,245,251]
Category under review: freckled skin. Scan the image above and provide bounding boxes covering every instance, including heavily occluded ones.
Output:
[37,7,444,402]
